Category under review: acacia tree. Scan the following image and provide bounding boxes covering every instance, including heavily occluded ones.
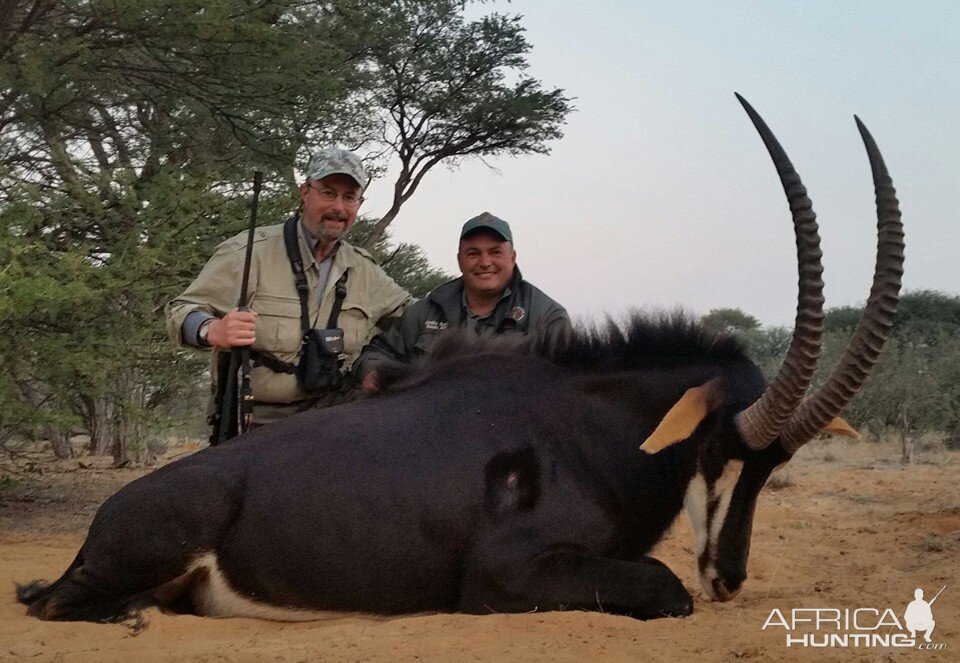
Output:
[0,0,363,464]
[336,0,573,249]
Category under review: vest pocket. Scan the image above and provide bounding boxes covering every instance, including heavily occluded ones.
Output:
[252,294,302,356]
[338,302,374,359]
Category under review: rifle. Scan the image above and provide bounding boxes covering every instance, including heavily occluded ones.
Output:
[928,586,946,606]
[210,171,263,445]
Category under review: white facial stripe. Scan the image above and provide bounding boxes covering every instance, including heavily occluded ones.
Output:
[684,473,709,558]
[185,552,366,621]
[684,460,745,599]
[708,460,744,553]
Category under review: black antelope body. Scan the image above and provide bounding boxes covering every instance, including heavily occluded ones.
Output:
[17,95,903,622]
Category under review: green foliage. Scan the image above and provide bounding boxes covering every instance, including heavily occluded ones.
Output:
[828,330,947,442]
[2,0,362,176]
[702,308,761,334]
[817,291,960,445]
[825,290,960,339]
[0,0,364,462]
[701,308,784,380]
[740,326,793,380]
[895,290,960,345]
[349,217,452,298]
[733,291,960,447]
[824,306,862,331]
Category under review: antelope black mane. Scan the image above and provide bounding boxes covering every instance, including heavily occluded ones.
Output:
[553,311,750,370]
[373,312,752,394]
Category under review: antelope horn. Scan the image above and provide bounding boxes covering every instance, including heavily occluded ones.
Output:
[732,94,825,450]
[778,117,904,453]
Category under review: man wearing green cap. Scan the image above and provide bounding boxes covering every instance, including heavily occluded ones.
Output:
[353,212,572,391]
[165,148,412,425]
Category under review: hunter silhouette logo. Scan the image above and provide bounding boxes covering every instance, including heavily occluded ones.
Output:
[904,586,944,643]
[762,586,947,650]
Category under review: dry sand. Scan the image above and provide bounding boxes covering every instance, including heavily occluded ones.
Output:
[1,439,957,662]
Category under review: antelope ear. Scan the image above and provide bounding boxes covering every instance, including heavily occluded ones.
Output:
[823,416,860,438]
[640,378,725,454]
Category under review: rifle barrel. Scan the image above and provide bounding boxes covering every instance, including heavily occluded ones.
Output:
[237,171,263,308]
[929,585,946,605]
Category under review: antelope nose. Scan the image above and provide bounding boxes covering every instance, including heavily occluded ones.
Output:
[712,577,743,602]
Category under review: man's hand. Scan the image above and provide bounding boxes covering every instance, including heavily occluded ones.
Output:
[207,308,258,348]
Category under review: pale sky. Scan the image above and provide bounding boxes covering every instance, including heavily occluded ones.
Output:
[362,0,959,327]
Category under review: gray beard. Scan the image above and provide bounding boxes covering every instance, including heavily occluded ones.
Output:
[316,226,343,243]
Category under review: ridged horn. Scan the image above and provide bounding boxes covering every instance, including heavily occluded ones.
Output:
[732,94,825,450]
[778,117,904,453]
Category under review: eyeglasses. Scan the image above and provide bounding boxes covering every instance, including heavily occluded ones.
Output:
[310,185,364,207]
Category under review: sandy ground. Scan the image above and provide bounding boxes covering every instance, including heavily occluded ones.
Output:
[1,438,957,662]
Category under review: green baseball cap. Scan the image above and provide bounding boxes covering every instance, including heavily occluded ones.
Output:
[303,148,367,188]
[460,212,513,243]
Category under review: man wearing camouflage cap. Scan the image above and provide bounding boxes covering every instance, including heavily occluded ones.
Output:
[353,212,572,391]
[166,148,411,425]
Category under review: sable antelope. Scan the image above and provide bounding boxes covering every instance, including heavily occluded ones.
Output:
[17,95,903,622]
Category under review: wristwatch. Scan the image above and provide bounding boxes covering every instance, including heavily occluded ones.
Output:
[197,319,213,347]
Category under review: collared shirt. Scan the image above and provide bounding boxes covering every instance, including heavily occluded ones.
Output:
[353,269,573,381]
[462,286,513,327]
[166,217,413,416]
[181,221,339,347]
[300,224,340,309]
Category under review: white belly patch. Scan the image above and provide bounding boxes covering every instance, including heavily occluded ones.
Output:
[184,552,364,622]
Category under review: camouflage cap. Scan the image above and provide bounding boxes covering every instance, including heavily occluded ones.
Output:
[460,212,513,243]
[303,148,367,188]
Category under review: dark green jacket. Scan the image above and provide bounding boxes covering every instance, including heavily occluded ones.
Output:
[353,268,572,380]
